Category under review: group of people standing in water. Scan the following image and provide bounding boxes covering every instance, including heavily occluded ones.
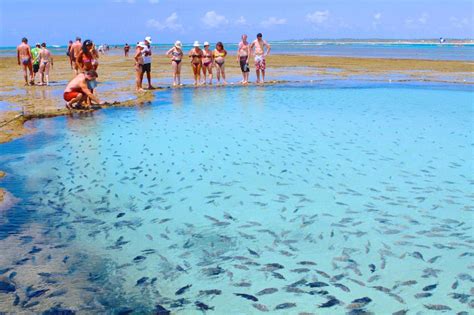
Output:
[16,38,53,86]
[16,33,271,109]
[134,33,271,90]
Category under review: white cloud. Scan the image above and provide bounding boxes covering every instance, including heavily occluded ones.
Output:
[405,12,429,28]
[235,16,247,25]
[418,13,428,24]
[450,16,471,28]
[147,13,183,31]
[372,12,382,28]
[261,17,287,28]
[306,10,329,25]
[201,11,228,29]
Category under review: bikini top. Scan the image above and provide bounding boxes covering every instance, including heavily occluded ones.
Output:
[213,50,225,58]
[82,53,93,63]
[171,50,182,57]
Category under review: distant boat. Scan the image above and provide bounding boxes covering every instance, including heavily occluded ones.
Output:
[52,45,60,48]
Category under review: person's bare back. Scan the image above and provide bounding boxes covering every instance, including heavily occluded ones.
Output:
[16,38,34,84]
[71,38,82,73]
[17,43,31,64]
[39,48,51,63]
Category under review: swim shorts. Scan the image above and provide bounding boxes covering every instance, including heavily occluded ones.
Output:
[255,56,265,71]
[240,57,249,72]
[64,91,81,102]
[142,63,151,73]
[33,63,40,73]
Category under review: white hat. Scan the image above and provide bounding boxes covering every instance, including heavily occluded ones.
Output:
[145,36,152,44]
[137,41,146,48]
[203,41,210,46]
[174,40,182,48]
[193,41,200,47]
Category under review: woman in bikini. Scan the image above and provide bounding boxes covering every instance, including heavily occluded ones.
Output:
[201,41,213,85]
[188,41,203,86]
[134,42,146,91]
[76,40,100,104]
[39,43,53,86]
[213,42,227,85]
[166,41,183,86]
[76,40,99,72]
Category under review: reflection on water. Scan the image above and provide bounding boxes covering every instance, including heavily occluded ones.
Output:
[0,85,473,313]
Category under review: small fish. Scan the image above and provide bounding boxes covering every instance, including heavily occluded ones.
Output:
[234,293,258,301]
[247,248,260,257]
[133,255,146,263]
[274,303,296,310]
[175,284,192,295]
[422,283,437,291]
[198,289,222,296]
[136,277,149,286]
[427,255,441,264]
[252,303,269,312]
[272,272,286,280]
[392,310,408,315]
[195,301,214,311]
[307,281,329,288]
[319,298,340,308]
[369,264,376,273]
[410,251,424,261]
[333,283,350,292]
[423,304,452,311]
[256,288,278,296]
[415,292,432,299]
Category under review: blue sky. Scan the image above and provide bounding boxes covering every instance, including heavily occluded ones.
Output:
[0,0,472,46]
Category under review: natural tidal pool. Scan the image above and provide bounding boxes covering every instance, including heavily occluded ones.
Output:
[0,84,473,314]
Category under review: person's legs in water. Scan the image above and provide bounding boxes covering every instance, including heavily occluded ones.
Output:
[32,63,40,84]
[220,63,226,85]
[172,61,178,86]
[192,63,201,86]
[177,61,182,85]
[135,64,144,91]
[202,64,207,85]
[39,62,51,85]
[21,59,29,85]
[207,63,213,84]
[143,63,154,89]
[27,60,34,84]
[196,63,202,85]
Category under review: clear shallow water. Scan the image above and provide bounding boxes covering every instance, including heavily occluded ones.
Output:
[0,84,473,314]
[1,41,473,60]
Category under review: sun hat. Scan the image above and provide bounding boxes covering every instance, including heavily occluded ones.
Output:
[174,40,182,48]
[193,41,200,47]
[203,41,210,46]
[145,36,152,44]
[137,41,147,48]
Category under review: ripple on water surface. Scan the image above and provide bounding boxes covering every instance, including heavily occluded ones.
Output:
[0,84,473,313]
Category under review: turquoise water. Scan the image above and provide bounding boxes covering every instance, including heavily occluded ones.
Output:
[0,84,473,314]
[1,41,473,60]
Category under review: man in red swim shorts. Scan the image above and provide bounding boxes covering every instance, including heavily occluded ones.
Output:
[250,33,271,84]
[63,70,103,109]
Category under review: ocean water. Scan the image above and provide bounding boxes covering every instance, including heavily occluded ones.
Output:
[0,84,473,314]
[1,41,473,60]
